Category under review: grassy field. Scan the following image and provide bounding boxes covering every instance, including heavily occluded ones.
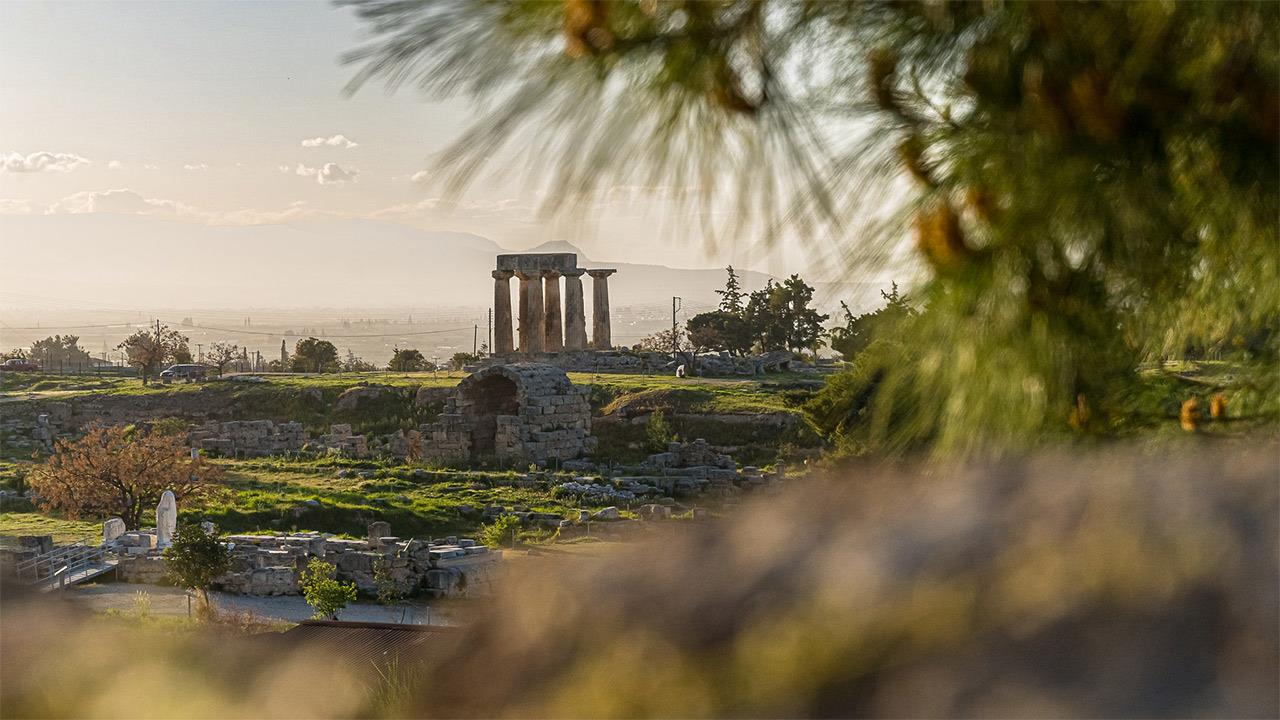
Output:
[0,512,101,544]
[0,370,462,398]
[0,455,685,542]
[0,368,822,542]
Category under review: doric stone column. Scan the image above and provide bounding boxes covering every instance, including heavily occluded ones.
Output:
[562,269,588,350]
[491,270,514,355]
[587,269,616,350]
[543,271,563,352]
[516,271,545,354]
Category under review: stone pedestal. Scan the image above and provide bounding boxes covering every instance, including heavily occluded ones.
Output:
[563,269,588,350]
[543,271,563,352]
[492,270,514,355]
[588,269,616,350]
[516,271,545,354]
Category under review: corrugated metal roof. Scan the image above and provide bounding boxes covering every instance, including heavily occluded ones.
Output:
[266,620,452,670]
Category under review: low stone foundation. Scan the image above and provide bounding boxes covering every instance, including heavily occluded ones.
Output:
[114,525,501,599]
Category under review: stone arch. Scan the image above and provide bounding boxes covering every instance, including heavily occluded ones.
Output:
[459,371,520,456]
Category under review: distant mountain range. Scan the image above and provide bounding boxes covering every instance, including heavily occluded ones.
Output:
[0,213,884,311]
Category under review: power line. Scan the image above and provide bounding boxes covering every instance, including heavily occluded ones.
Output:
[0,322,144,331]
[0,320,477,339]
[157,322,478,339]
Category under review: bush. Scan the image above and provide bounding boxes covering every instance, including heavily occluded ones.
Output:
[645,410,675,452]
[480,515,521,548]
[164,523,231,608]
[373,556,407,605]
[299,558,358,620]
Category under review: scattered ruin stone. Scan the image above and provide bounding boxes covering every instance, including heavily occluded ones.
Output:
[334,384,392,413]
[367,521,392,547]
[592,506,620,521]
[32,414,54,452]
[102,518,125,544]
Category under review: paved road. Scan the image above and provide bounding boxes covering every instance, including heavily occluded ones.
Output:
[67,583,462,625]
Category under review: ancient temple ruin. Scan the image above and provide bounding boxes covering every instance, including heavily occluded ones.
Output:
[491,253,615,355]
[420,363,595,464]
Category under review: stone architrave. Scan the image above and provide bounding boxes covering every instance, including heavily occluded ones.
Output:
[543,270,564,352]
[516,271,545,354]
[492,270,515,355]
[103,517,126,544]
[156,490,177,548]
[587,269,617,349]
[563,269,588,350]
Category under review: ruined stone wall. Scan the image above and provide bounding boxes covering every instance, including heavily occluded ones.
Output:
[189,420,308,457]
[480,349,804,376]
[419,363,595,465]
[114,527,499,599]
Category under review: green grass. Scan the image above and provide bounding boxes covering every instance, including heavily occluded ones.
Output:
[2,370,810,413]
[0,369,824,538]
[0,371,462,400]
[0,512,101,544]
[191,459,591,538]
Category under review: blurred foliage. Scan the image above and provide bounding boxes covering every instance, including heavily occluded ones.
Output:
[344,0,1278,454]
[398,444,1280,717]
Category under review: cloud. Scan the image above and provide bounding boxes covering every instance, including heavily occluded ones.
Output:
[45,189,196,217]
[409,170,432,183]
[32,188,343,225]
[107,160,124,170]
[143,164,159,170]
[373,195,533,222]
[295,162,357,185]
[300,134,358,149]
[1,151,91,173]
[183,163,209,171]
[0,198,36,214]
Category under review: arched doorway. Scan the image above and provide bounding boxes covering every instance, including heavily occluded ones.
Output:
[461,374,519,456]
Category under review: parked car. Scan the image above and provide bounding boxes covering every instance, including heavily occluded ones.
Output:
[159,364,208,381]
[2,358,41,371]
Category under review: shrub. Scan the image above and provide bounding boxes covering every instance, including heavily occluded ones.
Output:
[645,410,675,452]
[373,556,407,605]
[164,523,231,609]
[480,514,521,548]
[299,557,358,620]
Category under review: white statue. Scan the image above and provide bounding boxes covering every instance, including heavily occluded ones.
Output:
[103,517,126,544]
[156,490,177,548]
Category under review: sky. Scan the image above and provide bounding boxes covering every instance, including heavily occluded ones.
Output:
[0,0,865,286]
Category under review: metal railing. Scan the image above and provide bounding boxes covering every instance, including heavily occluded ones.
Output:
[14,536,109,587]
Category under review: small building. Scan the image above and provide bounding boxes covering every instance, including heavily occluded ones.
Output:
[421,363,595,464]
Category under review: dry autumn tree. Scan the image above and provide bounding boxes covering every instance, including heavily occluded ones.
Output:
[29,424,225,530]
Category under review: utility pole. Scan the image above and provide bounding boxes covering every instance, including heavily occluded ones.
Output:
[672,296,682,356]
[196,343,203,363]
[473,324,478,356]
[487,308,493,357]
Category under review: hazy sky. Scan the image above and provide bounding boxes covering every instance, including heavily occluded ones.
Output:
[0,0,849,282]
